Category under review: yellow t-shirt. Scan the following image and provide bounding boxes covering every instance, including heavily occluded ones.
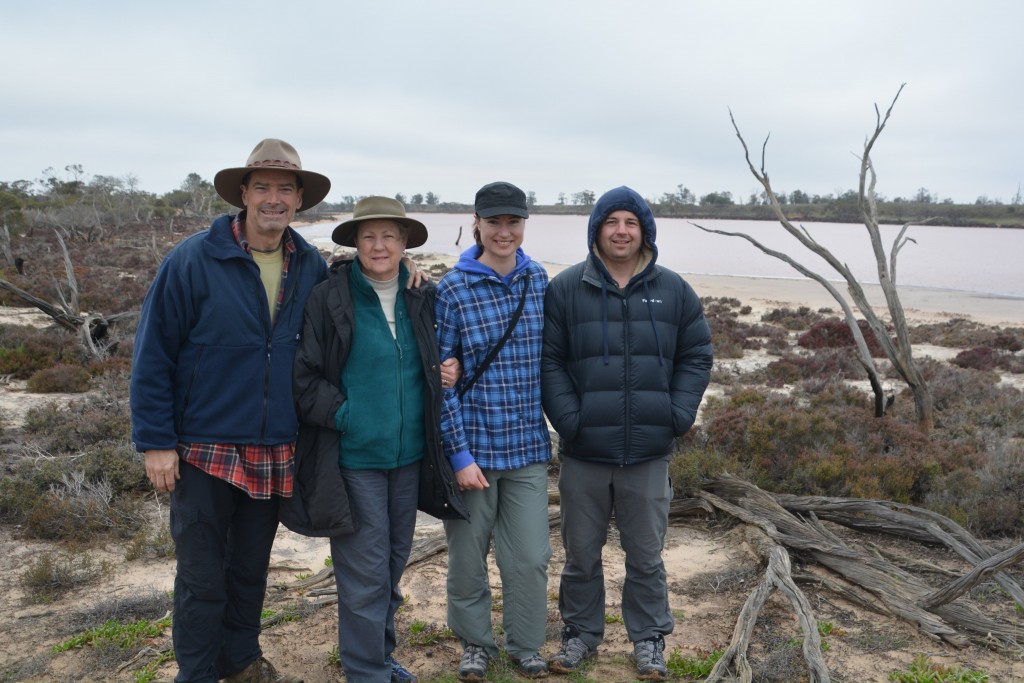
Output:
[251,246,284,325]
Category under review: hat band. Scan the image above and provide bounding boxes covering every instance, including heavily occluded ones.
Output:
[249,159,300,170]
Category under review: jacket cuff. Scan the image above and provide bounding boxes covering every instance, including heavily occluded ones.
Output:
[334,402,349,433]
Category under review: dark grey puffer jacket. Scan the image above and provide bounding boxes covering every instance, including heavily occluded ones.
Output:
[541,186,713,466]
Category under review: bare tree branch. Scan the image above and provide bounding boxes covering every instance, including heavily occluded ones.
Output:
[719,86,934,429]
[691,220,890,414]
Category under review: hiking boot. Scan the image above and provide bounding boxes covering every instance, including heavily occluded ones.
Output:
[518,653,549,678]
[456,644,491,682]
[387,655,418,683]
[222,656,303,683]
[632,636,667,681]
[548,625,596,674]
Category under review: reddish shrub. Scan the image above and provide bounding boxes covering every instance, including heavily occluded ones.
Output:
[798,318,889,357]
[952,346,1000,372]
[0,325,80,378]
[992,333,1024,353]
[763,350,866,387]
[26,364,92,393]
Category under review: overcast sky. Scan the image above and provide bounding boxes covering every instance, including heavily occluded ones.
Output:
[2,1,1021,207]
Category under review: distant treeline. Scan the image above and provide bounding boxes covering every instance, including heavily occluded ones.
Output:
[2,168,1022,233]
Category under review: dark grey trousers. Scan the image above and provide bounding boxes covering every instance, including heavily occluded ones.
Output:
[557,455,674,647]
[330,461,420,683]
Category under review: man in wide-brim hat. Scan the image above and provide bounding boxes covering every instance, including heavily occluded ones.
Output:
[130,138,330,683]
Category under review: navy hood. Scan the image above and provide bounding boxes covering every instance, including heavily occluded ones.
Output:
[587,186,659,265]
[586,186,666,367]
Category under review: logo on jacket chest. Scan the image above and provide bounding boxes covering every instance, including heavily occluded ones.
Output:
[642,298,663,304]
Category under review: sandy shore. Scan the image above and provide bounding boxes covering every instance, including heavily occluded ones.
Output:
[682,272,1024,327]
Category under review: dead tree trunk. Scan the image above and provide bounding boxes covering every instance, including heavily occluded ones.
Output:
[698,85,934,431]
[1,223,15,270]
[0,229,132,360]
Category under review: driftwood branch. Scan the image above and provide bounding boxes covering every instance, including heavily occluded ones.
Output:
[919,541,1024,611]
[705,476,1021,652]
[0,278,82,332]
[776,494,1024,607]
[53,230,80,316]
[707,527,830,683]
[0,231,138,359]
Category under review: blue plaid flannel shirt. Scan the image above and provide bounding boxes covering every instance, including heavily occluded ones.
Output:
[436,249,552,471]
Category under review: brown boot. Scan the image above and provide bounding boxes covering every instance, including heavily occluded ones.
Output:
[222,656,303,683]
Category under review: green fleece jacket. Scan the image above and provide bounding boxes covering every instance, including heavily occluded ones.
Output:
[334,261,426,469]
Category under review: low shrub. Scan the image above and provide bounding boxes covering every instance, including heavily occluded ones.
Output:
[21,481,146,542]
[1,450,149,542]
[27,363,92,392]
[705,301,791,359]
[798,317,889,357]
[953,346,1024,374]
[19,551,107,603]
[911,317,1024,353]
[24,394,131,453]
[125,523,175,561]
[761,306,823,331]
[992,332,1024,353]
[925,440,1024,535]
[0,325,80,378]
[761,350,866,387]
[888,653,989,682]
[690,384,985,504]
[920,360,1024,439]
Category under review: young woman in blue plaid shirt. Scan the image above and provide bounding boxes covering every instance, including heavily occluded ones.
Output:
[435,182,553,681]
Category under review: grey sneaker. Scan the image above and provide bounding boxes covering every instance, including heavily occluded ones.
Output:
[387,655,417,683]
[548,625,596,674]
[457,644,491,682]
[518,653,549,678]
[632,636,667,681]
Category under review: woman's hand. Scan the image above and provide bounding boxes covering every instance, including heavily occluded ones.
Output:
[455,462,489,491]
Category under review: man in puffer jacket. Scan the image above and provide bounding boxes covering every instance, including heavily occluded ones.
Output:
[541,186,713,681]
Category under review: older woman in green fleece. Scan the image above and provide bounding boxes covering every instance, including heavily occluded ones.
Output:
[287,197,467,683]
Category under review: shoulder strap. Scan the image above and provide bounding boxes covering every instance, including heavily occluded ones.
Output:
[458,273,530,399]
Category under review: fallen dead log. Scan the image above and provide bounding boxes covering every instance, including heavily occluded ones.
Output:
[706,526,830,683]
[703,475,1021,652]
[919,541,1024,610]
[776,493,1024,608]
[0,278,81,333]
[273,474,1021,678]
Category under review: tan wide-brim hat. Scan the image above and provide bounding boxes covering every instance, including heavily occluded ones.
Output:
[213,138,331,211]
[332,196,428,248]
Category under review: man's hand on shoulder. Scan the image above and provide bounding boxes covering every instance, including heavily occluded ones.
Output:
[402,256,427,289]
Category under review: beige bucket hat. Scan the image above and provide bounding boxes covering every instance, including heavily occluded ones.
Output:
[332,196,428,248]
